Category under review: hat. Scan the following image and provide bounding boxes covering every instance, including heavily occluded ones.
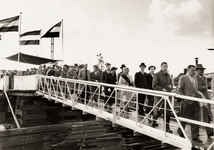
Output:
[139,63,146,67]
[105,62,111,66]
[148,65,156,70]
[111,67,118,71]
[93,65,98,69]
[65,64,69,67]
[196,64,206,70]
[120,64,126,69]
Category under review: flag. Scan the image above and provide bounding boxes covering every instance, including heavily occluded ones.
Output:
[41,21,61,38]
[0,16,19,32]
[20,30,41,45]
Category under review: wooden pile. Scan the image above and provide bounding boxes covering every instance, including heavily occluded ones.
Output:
[47,103,83,124]
[0,94,6,123]
[50,120,178,150]
[58,106,82,123]
[15,96,50,127]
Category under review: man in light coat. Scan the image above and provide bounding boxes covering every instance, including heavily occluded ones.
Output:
[177,65,202,143]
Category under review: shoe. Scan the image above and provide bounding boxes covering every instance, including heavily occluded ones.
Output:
[148,118,152,123]
[166,128,173,133]
[151,121,159,128]
[138,111,145,116]
[208,132,214,137]
[192,138,203,143]
[126,108,132,112]
[177,128,184,138]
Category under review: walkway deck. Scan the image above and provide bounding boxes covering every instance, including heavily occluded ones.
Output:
[7,74,214,150]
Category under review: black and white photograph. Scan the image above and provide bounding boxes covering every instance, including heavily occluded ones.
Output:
[0,0,213,149]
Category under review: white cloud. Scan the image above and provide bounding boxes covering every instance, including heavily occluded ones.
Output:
[144,0,212,38]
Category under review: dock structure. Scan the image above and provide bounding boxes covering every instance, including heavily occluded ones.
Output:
[0,74,214,150]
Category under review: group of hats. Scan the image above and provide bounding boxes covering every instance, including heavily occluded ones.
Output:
[105,62,157,71]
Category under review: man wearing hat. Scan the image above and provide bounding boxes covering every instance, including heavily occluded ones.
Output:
[101,63,111,83]
[195,64,213,137]
[117,64,126,81]
[101,63,111,104]
[105,67,118,111]
[134,63,148,116]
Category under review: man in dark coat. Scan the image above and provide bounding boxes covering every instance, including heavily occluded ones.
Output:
[134,63,147,116]
[152,62,173,133]
[195,64,213,137]
[105,67,117,111]
[101,63,111,103]
[101,63,111,83]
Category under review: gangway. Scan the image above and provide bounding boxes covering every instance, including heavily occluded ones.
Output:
[7,75,214,149]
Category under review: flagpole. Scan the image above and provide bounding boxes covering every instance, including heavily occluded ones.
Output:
[40,29,42,56]
[18,12,22,73]
[61,19,64,64]
[0,33,3,75]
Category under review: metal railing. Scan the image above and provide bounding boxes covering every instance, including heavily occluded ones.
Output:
[35,75,214,150]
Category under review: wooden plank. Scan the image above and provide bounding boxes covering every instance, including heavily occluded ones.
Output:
[1,141,51,150]
[15,109,46,116]
[58,111,82,117]
[16,105,48,110]
[16,114,47,120]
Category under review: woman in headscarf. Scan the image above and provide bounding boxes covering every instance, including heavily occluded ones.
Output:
[118,67,134,117]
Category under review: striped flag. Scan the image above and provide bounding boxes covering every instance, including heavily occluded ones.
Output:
[41,21,61,38]
[0,16,19,32]
[20,30,41,45]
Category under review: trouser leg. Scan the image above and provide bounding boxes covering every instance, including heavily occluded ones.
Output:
[138,93,146,114]
[166,115,171,129]
[191,102,200,139]
[179,101,194,132]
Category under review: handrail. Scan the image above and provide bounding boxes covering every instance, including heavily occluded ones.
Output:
[37,75,214,105]
[36,74,214,149]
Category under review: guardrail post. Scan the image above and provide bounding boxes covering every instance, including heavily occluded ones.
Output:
[98,85,101,110]
[73,83,76,106]
[136,92,138,125]
[84,84,87,105]
[172,96,174,110]
[113,88,117,124]
[164,97,167,136]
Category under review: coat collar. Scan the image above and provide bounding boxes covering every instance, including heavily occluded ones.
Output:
[185,75,198,93]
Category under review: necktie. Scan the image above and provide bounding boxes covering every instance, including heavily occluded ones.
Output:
[191,77,196,91]
[85,70,88,80]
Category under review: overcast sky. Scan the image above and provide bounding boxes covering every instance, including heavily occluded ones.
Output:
[0,0,213,77]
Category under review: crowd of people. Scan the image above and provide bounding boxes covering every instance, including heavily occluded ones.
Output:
[1,60,214,143]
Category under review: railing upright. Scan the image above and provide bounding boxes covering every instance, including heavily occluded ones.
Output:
[136,92,138,126]
[84,84,87,105]
[171,96,175,110]
[98,85,101,110]
[164,97,167,136]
